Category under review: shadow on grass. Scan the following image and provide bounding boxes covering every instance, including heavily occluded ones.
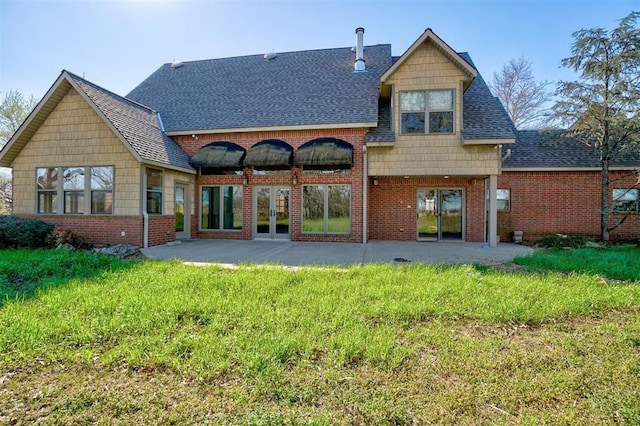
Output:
[0,249,140,307]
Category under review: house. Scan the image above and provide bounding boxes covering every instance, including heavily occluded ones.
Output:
[1,28,638,247]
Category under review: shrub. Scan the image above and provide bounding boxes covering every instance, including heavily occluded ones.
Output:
[535,234,591,249]
[46,228,86,249]
[0,216,54,249]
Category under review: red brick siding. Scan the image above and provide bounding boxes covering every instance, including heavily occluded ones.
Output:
[497,171,640,242]
[17,214,144,246]
[179,129,366,243]
[148,215,176,246]
[368,177,485,242]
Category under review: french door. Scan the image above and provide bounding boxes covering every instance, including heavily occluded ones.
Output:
[417,188,463,241]
[254,186,290,239]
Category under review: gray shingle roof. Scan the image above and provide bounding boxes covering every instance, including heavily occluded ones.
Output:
[127,45,392,133]
[66,72,193,171]
[459,53,515,140]
[504,130,640,169]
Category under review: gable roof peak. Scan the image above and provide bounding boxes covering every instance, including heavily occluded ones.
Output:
[380,28,477,83]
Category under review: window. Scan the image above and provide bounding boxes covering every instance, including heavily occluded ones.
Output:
[63,167,85,214]
[400,90,454,134]
[37,168,58,213]
[201,186,243,230]
[36,166,114,215]
[497,189,510,212]
[91,167,113,214]
[146,168,163,214]
[613,188,639,212]
[302,185,351,233]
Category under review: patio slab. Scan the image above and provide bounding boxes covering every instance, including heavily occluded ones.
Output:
[141,240,534,267]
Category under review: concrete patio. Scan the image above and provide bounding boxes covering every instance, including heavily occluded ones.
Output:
[142,240,534,267]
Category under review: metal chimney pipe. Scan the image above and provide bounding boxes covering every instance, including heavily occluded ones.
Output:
[354,27,365,72]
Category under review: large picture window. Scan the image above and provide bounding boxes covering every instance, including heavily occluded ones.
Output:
[146,168,163,214]
[201,186,243,230]
[36,166,114,215]
[613,188,639,212]
[302,185,351,233]
[400,90,454,134]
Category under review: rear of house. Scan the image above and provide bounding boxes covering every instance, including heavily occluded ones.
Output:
[1,27,638,247]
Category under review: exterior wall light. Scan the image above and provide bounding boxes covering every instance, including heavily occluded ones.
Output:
[292,172,298,185]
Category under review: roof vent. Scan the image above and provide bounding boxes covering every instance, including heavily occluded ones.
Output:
[171,60,183,68]
[264,51,277,60]
[354,27,365,72]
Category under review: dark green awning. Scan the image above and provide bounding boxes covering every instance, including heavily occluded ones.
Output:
[244,139,293,167]
[189,142,245,168]
[294,138,353,166]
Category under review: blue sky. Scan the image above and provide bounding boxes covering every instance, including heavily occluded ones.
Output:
[0,0,637,101]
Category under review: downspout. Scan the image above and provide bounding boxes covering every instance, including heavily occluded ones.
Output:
[142,167,149,248]
[483,177,488,245]
[362,145,368,244]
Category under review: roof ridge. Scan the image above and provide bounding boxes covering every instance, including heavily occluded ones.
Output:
[64,70,158,114]
[163,43,392,66]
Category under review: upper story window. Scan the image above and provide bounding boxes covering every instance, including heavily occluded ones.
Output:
[400,90,454,134]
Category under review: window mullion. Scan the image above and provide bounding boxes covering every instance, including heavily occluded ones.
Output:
[324,186,329,233]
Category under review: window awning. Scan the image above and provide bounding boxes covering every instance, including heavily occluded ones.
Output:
[294,138,353,166]
[244,139,293,167]
[189,142,245,168]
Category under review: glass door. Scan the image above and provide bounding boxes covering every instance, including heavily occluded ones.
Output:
[417,189,438,241]
[175,184,190,239]
[417,188,463,241]
[254,186,290,239]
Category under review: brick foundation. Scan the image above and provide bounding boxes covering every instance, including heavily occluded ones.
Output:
[497,170,640,242]
[17,215,144,247]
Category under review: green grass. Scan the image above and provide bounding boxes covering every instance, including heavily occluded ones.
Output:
[1,247,639,424]
[514,244,640,282]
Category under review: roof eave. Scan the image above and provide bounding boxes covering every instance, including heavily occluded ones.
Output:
[462,137,516,145]
[503,166,640,172]
[0,72,72,167]
[165,121,377,136]
[142,160,196,174]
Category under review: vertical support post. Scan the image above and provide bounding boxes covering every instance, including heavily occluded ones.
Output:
[488,174,498,248]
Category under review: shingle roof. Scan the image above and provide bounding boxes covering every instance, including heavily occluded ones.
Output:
[127,45,392,133]
[504,130,640,169]
[459,53,516,141]
[66,72,193,171]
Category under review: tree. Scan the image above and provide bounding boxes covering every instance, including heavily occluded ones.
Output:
[553,11,640,241]
[0,90,38,148]
[0,90,38,214]
[489,57,552,129]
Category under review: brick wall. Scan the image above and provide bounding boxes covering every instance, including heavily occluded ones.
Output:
[18,214,144,246]
[176,128,366,243]
[497,170,640,242]
[148,215,176,247]
[368,176,485,242]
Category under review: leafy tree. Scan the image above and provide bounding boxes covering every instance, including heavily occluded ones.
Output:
[553,11,640,241]
[0,90,38,148]
[489,57,552,129]
[0,90,37,214]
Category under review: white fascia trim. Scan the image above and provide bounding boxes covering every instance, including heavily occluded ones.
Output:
[463,138,516,145]
[165,122,377,136]
[142,160,196,175]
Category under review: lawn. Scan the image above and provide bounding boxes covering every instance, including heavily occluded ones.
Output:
[0,247,639,424]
